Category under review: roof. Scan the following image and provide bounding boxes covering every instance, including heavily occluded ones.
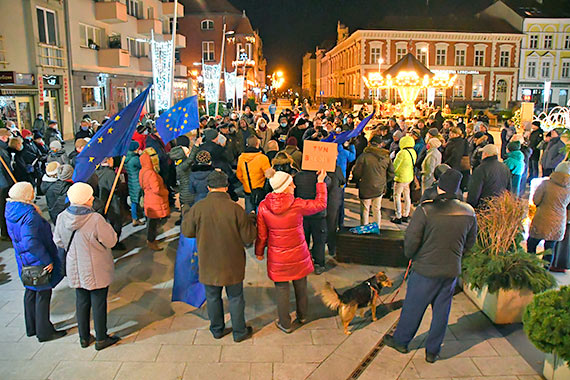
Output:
[234,11,254,35]
[500,0,570,18]
[383,53,433,78]
[180,0,241,15]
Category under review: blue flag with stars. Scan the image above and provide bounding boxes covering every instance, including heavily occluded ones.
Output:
[172,235,206,308]
[155,96,199,144]
[73,85,151,183]
[321,111,375,145]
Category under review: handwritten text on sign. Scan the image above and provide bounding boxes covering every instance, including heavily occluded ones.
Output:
[302,140,338,172]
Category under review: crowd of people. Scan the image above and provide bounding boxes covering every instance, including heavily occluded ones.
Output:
[1,99,568,359]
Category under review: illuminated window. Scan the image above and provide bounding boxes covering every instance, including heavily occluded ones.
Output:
[472,75,484,98]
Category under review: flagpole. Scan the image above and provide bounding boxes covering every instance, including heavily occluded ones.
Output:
[216,22,227,117]
[104,155,126,215]
[203,56,209,117]
[169,0,178,108]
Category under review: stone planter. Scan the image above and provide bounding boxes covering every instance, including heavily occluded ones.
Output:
[543,353,570,380]
[462,283,534,324]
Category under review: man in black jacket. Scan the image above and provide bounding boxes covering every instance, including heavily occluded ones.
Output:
[467,144,511,208]
[0,129,14,240]
[528,121,543,182]
[385,169,477,363]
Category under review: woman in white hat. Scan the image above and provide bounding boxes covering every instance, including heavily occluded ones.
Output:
[53,182,120,350]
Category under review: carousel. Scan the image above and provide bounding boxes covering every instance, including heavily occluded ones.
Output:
[363,53,457,118]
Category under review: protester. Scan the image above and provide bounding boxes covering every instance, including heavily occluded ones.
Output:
[125,141,144,226]
[44,120,63,146]
[325,166,345,257]
[189,151,214,205]
[501,119,516,159]
[76,118,94,140]
[392,135,417,224]
[283,137,303,170]
[528,121,543,182]
[421,138,442,193]
[168,145,193,214]
[504,141,525,196]
[256,118,273,153]
[467,145,511,208]
[32,114,46,136]
[541,129,566,177]
[265,140,279,162]
[95,157,124,250]
[45,164,74,223]
[510,134,532,195]
[269,101,277,122]
[0,128,15,240]
[287,118,309,151]
[182,170,257,342]
[69,138,87,168]
[256,169,327,332]
[47,141,70,165]
[384,169,477,363]
[6,182,66,343]
[236,136,271,213]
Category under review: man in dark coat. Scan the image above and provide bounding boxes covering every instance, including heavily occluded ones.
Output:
[0,129,15,240]
[45,164,74,223]
[286,118,309,151]
[385,169,477,363]
[442,127,466,171]
[325,165,345,257]
[467,145,511,208]
[528,121,543,182]
[43,120,63,146]
[182,171,257,342]
[96,158,124,250]
[541,129,566,177]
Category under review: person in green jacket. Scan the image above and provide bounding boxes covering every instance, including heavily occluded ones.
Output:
[125,141,143,226]
[392,135,417,224]
[504,141,525,196]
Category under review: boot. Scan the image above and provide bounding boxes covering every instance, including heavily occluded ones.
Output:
[132,219,144,227]
[147,240,162,251]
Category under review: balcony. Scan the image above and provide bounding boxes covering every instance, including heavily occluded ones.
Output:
[174,63,187,78]
[138,19,162,36]
[161,1,184,17]
[98,48,130,68]
[139,57,152,72]
[159,33,186,48]
[38,43,66,69]
[95,1,128,24]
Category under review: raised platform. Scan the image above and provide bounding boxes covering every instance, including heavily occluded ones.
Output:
[336,228,407,267]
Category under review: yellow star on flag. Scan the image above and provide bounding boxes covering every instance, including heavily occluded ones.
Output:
[178,107,182,110]
[98,137,103,143]
[107,128,113,134]
[184,113,188,118]
[166,119,169,122]
[115,115,120,121]
[184,120,188,124]
[88,157,95,162]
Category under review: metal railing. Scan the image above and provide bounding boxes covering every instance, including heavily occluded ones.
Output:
[38,43,66,69]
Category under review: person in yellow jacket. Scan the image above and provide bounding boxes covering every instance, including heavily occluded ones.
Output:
[392,135,417,224]
[236,135,271,213]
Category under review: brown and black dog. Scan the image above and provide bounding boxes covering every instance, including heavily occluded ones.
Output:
[320,271,393,335]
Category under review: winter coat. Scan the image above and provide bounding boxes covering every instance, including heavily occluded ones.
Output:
[236,148,271,193]
[168,146,193,205]
[75,128,93,141]
[11,148,32,183]
[6,201,63,291]
[352,146,395,199]
[0,141,13,189]
[189,164,213,206]
[139,153,170,219]
[443,137,466,171]
[337,144,356,178]
[529,172,570,241]
[470,137,489,170]
[45,180,72,223]
[283,145,303,170]
[236,126,257,152]
[200,141,233,176]
[96,165,121,220]
[182,191,257,286]
[145,134,170,180]
[40,175,57,196]
[47,150,70,166]
[44,127,63,146]
[393,136,417,183]
[504,150,525,176]
[54,205,117,290]
[125,150,142,207]
[255,182,327,282]
[405,195,477,278]
[257,128,273,154]
[541,137,566,171]
[286,126,308,151]
[421,147,442,191]
[294,171,330,218]
[501,125,516,159]
[467,156,512,208]
[529,129,543,160]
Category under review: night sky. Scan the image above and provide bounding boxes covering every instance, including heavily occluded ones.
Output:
[229,0,570,87]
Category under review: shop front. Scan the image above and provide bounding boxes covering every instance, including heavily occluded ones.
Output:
[0,71,37,130]
[519,82,570,107]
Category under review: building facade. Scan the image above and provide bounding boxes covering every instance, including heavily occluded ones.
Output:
[302,52,316,101]
[0,0,73,136]
[315,20,523,109]
[178,0,266,103]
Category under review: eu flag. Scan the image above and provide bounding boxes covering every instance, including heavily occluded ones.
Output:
[155,96,199,144]
[172,235,206,308]
[73,85,151,182]
[320,111,375,145]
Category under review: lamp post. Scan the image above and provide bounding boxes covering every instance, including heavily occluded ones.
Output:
[215,24,235,116]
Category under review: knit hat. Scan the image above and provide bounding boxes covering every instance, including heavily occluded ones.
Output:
[286,136,298,147]
[428,138,442,149]
[49,140,62,151]
[482,144,499,157]
[129,141,140,151]
[46,161,60,176]
[21,129,32,139]
[507,141,521,152]
[8,182,34,202]
[196,150,212,165]
[202,128,218,142]
[270,171,293,193]
[428,127,439,137]
[57,164,74,181]
[207,170,229,188]
[555,162,570,175]
[67,182,94,205]
[438,168,463,194]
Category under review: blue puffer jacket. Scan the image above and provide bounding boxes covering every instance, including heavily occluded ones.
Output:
[125,150,142,206]
[337,144,356,178]
[189,165,214,206]
[6,201,63,291]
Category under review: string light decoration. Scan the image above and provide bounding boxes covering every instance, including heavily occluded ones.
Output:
[533,106,570,132]
[151,39,174,112]
[224,71,237,101]
[203,63,221,106]
[245,36,256,44]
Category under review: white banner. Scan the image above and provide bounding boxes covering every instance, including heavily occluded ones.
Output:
[235,75,245,100]
[151,40,174,112]
[427,88,436,104]
[224,71,237,101]
[203,63,221,105]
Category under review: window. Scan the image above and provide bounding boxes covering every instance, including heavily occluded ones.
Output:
[565,35,570,50]
[126,37,145,57]
[455,49,465,66]
[542,61,551,78]
[529,34,538,49]
[417,48,427,65]
[126,0,141,18]
[246,43,253,60]
[202,41,214,61]
[499,50,510,67]
[36,7,57,45]
[81,86,105,112]
[370,47,382,64]
[436,48,446,65]
[236,42,242,60]
[527,61,537,78]
[201,19,214,30]
[79,24,102,48]
[544,35,553,49]
[474,49,485,66]
[562,61,570,78]
[454,78,464,97]
[472,75,484,98]
[396,47,407,61]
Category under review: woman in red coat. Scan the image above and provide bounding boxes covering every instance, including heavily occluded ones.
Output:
[139,147,170,251]
[256,169,327,333]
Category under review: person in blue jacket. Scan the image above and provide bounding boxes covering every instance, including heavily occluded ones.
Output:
[336,141,356,227]
[5,182,66,342]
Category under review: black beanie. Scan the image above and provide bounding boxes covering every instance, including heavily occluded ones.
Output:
[438,168,462,194]
[207,170,229,188]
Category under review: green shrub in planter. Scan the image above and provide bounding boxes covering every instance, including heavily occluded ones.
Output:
[523,286,570,362]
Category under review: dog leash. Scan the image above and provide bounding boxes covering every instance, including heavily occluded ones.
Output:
[377,259,412,306]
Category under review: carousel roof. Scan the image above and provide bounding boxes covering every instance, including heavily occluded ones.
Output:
[382,53,433,78]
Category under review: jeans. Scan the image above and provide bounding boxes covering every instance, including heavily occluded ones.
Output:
[130,201,142,220]
[303,217,327,267]
[394,181,411,219]
[360,196,382,226]
[511,174,522,196]
[24,289,56,340]
[76,287,109,341]
[527,237,556,263]
[274,277,308,329]
[244,193,256,214]
[393,272,456,355]
[204,283,247,340]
